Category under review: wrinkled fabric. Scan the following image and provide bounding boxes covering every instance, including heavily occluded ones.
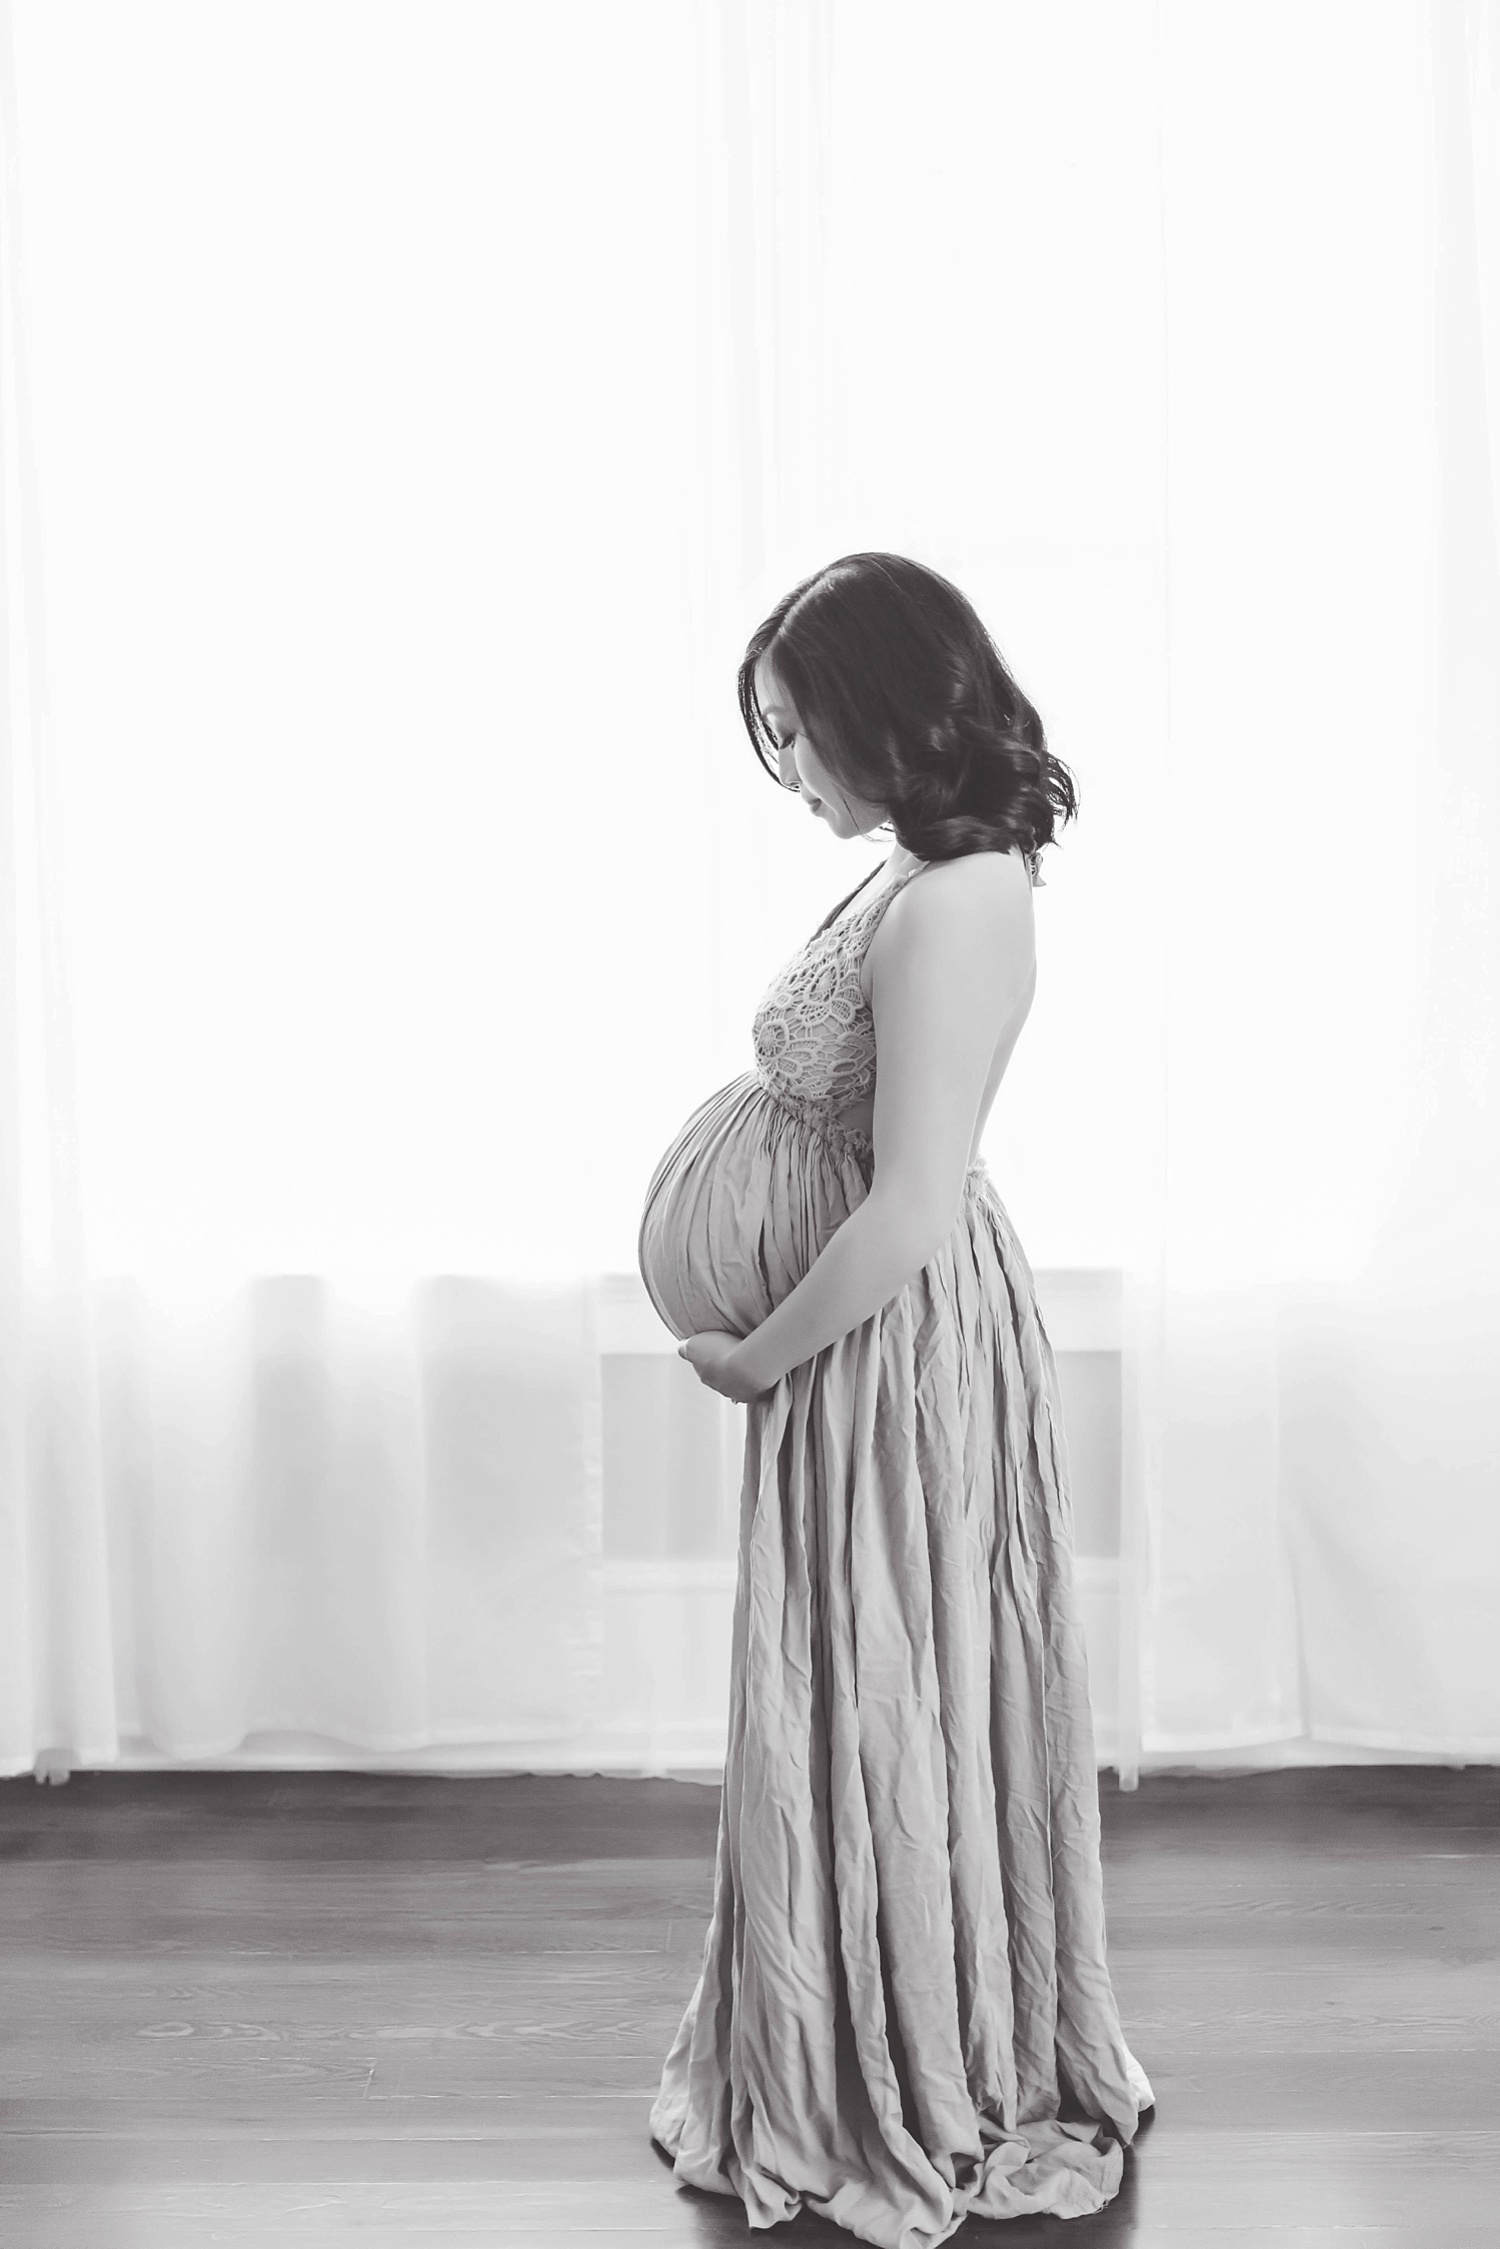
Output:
[636,874,1153,2246]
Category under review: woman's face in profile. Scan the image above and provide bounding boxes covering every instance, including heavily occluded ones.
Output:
[753,651,888,842]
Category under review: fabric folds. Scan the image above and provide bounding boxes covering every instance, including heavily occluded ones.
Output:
[638,1073,1152,2245]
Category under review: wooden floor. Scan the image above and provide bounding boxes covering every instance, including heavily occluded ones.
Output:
[1,1763,1496,2246]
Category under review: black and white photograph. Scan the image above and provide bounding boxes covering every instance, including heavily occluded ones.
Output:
[1,3,1497,2243]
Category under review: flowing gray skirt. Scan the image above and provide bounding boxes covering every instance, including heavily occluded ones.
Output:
[638,1070,1153,2247]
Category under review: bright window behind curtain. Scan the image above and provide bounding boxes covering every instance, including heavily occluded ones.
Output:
[13,0,723,1283]
[13,0,1172,1288]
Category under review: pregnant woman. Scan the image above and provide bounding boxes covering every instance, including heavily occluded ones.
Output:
[638,552,1153,2245]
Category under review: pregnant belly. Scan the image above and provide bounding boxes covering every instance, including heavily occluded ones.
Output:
[636,1070,871,1343]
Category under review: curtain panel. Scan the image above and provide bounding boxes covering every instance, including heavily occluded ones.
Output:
[2,0,1497,1782]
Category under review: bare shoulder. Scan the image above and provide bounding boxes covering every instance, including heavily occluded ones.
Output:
[887,847,1034,937]
[915,845,1033,895]
[862,847,1034,1003]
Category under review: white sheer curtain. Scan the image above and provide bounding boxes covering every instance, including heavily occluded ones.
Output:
[2,0,1496,1783]
[1116,0,1500,1780]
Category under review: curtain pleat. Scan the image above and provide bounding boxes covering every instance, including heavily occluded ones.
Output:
[0,0,116,1771]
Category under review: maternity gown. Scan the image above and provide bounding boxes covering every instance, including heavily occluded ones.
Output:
[636,851,1153,2248]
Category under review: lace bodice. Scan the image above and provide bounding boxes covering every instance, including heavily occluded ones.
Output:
[750,860,928,1138]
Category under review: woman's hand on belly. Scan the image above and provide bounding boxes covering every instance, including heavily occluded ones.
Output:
[678,1330,777,1404]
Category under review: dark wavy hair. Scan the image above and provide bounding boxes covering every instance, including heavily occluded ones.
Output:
[736,551,1077,877]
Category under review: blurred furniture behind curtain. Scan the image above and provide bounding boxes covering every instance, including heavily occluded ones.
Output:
[2,0,1496,1784]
